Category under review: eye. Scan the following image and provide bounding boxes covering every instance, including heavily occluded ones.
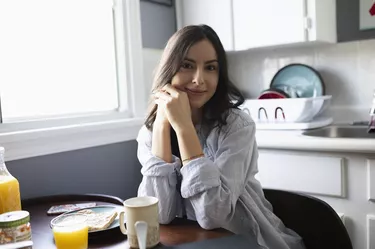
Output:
[181,62,193,69]
[206,64,217,71]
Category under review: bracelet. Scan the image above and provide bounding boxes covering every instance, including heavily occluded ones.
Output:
[182,153,204,163]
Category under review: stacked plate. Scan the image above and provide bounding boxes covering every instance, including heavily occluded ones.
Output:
[259,63,325,99]
[241,63,332,129]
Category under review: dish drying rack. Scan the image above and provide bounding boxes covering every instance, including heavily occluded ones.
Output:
[239,96,332,130]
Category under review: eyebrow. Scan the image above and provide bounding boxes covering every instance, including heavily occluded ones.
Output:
[185,58,218,64]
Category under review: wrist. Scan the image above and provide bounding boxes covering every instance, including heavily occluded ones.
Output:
[154,115,170,127]
[174,121,195,135]
[153,119,170,132]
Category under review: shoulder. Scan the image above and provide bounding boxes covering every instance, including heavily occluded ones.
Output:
[222,108,255,135]
[205,109,256,151]
[206,109,256,143]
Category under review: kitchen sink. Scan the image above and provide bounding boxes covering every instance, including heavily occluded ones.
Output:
[302,125,375,139]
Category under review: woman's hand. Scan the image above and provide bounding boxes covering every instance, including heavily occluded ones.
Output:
[154,101,170,127]
[154,84,193,132]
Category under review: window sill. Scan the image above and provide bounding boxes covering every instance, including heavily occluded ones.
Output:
[1,117,144,162]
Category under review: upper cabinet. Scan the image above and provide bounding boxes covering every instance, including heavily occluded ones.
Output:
[233,0,306,50]
[176,0,336,51]
[175,0,234,51]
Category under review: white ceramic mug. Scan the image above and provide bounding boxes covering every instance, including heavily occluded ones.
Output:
[119,196,160,248]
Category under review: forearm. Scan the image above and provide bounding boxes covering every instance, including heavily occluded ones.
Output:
[180,158,231,229]
[176,123,203,165]
[152,121,172,163]
[138,175,179,224]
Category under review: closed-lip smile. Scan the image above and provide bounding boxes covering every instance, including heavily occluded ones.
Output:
[186,88,206,95]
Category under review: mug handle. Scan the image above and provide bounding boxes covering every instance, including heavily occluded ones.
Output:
[135,221,148,249]
[119,211,127,235]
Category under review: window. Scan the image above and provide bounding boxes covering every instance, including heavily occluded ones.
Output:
[0,0,146,161]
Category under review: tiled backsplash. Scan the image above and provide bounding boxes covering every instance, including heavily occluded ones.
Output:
[227,39,375,122]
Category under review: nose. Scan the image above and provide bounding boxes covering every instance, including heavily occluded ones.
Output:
[192,68,204,85]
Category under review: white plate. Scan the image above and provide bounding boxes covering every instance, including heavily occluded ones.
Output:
[50,205,124,235]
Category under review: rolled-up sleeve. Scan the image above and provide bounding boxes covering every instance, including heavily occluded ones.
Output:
[180,123,257,230]
[136,126,181,224]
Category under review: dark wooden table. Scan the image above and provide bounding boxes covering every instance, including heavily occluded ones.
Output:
[22,194,232,248]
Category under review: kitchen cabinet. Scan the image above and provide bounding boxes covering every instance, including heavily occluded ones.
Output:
[176,0,336,51]
[257,149,375,249]
[175,0,234,51]
[256,151,345,197]
[233,0,307,50]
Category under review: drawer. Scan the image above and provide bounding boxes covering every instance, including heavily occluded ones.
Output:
[256,152,345,197]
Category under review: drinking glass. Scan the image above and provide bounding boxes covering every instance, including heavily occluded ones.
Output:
[51,213,88,249]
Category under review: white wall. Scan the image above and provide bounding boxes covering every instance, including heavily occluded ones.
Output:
[227,39,375,122]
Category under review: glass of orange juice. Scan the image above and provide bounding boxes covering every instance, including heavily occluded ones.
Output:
[51,213,88,249]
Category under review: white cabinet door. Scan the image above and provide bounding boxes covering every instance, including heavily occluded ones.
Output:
[257,151,345,197]
[176,0,234,51]
[233,0,306,50]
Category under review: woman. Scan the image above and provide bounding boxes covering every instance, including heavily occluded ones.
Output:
[136,25,305,249]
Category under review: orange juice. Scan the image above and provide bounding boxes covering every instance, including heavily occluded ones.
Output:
[53,224,88,249]
[0,176,21,214]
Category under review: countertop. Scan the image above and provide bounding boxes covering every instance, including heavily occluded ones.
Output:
[255,127,375,153]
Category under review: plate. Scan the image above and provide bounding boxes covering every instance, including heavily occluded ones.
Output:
[258,88,290,99]
[270,63,325,98]
[50,205,124,235]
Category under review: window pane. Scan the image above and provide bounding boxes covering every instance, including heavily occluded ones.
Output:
[0,0,119,121]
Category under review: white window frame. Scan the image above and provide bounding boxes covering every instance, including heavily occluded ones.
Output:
[0,0,147,162]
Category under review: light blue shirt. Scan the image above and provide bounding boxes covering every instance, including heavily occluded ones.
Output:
[137,109,305,249]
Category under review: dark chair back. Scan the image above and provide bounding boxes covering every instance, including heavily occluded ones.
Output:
[263,189,353,249]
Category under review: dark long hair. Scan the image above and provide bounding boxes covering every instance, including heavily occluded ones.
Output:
[144,25,244,133]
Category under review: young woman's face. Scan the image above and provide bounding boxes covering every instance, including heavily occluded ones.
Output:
[171,39,219,110]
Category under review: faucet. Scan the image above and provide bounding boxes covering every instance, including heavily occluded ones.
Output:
[368,91,375,133]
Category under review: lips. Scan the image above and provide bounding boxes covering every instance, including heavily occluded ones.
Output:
[186,88,206,95]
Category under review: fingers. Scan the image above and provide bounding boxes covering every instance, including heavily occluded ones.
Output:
[162,84,180,98]
[154,91,172,102]
[154,98,162,106]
